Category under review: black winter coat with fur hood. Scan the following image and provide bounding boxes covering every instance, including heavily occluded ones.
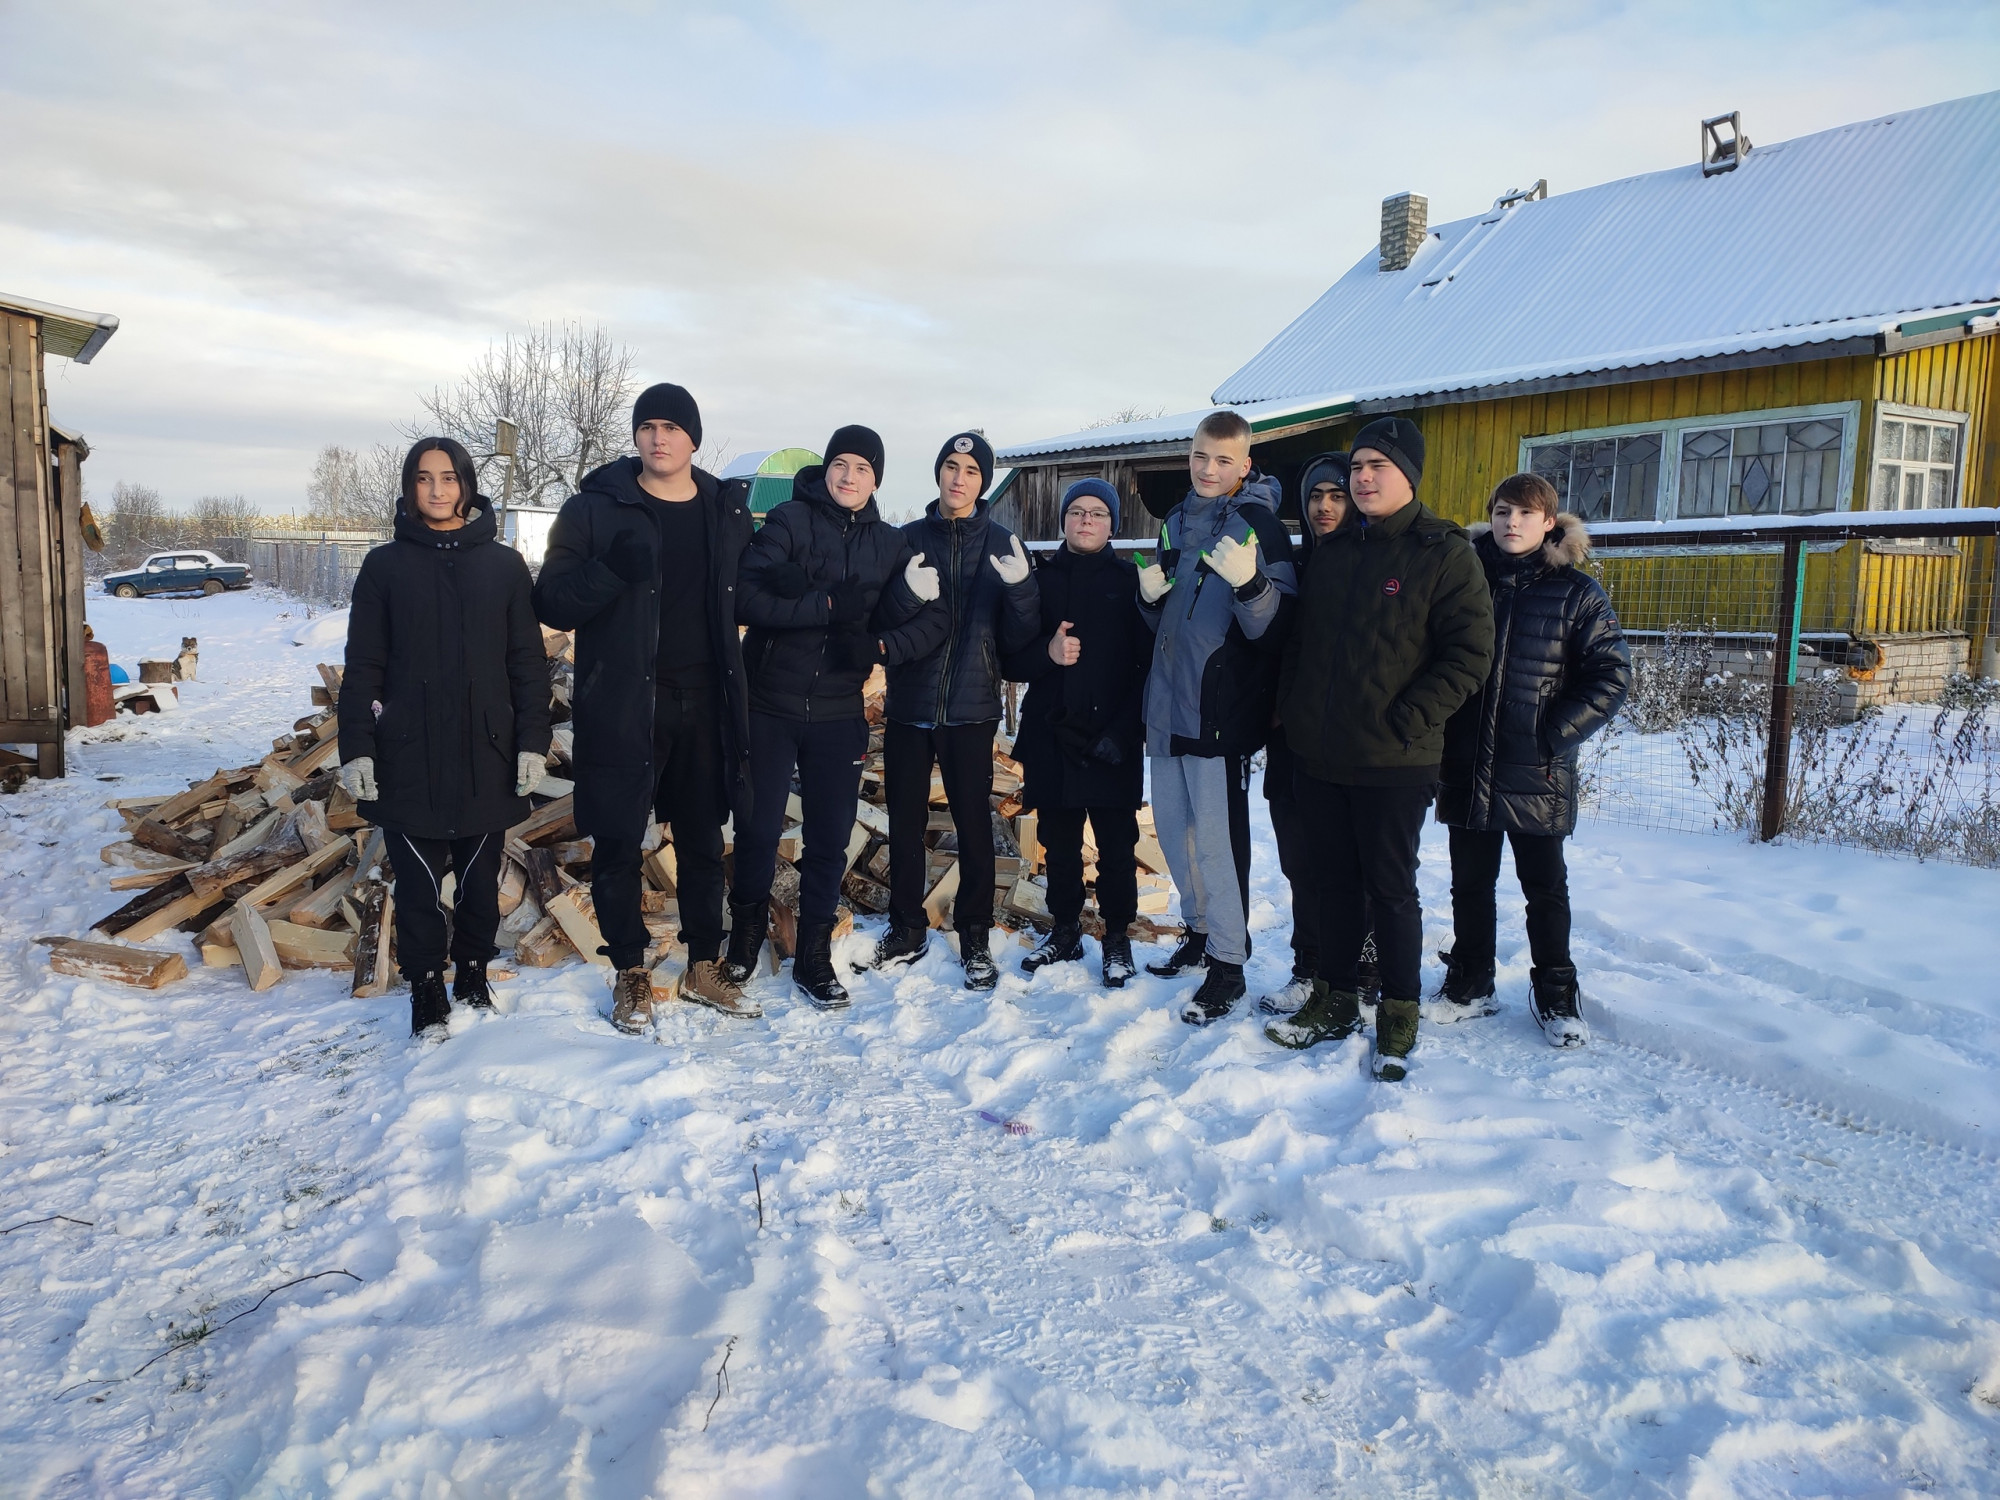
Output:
[1436,515,1632,837]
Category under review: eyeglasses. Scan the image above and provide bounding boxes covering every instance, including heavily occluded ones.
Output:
[1067,507,1112,523]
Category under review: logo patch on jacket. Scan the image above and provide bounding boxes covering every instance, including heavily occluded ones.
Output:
[1382,578,1402,596]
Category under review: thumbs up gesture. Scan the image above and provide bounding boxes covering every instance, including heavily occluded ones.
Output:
[1048,620,1081,666]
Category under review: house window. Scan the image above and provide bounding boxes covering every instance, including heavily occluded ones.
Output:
[1677,415,1845,517]
[1871,405,1966,510]
[1528,433,1663,521]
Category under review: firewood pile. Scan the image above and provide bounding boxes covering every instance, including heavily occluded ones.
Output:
[72,631,1176,991]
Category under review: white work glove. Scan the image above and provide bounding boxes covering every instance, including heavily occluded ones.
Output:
[905,551,941,602]
[990,534,1031,586]
[1206,533,1261,589]
[516,752,547,798]
[338,757,377,802]
[1048,620,1081,666]
[1137,562,1171,605]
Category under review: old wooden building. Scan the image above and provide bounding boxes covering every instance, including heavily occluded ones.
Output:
[1,292,118,776]
[993,92,2000,677]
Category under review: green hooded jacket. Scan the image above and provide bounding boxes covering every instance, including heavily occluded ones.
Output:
[1277,496,1495,785]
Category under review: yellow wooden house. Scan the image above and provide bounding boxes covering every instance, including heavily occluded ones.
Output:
[994,93,2000,691]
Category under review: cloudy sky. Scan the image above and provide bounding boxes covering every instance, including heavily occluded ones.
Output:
[4,0,1997,519]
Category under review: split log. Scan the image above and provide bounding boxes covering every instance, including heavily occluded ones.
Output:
[350,881,396,998]
[326,783,369,830]
[95,873,199,938]
[254,754,307,797]
[208,807,283,863]
[507,794,576,847]
[186,828,307,900]
[107,865,192,892]
[48,939,188,989]
[545,887,609,967]
[286,733,341,779]
[288,865,358,929]
[293,797,339,852]
[230,901,284,991]
[514,914,577,967]
[842,870,890,914]
[496,856,527,916]
[131,818,205,862]
[522,846,568,909]
[99,841,190,871]
[146,772,230,828]
[642,844,677,894]
[922,863,960,930]
[317,663,344,700]
[648,947,686,1000]
[201,942,241,969]
[270,920,356,969]
[235,837,354,910]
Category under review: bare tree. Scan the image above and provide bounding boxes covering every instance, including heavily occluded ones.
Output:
[353,442,404,528]
[1086,406,1167,430]
[303,445,362,529]
[187,494,257,549]
[415,322,639,507]
[107,481,173,563]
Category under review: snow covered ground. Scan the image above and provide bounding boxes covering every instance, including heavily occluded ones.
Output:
[3,589,1997,1497]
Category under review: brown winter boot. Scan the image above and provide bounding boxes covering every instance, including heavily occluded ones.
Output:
[683,959,763,1019]
[610,966,655,1035]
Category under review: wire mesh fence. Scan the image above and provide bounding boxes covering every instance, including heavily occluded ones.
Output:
[1580,511,2000,866]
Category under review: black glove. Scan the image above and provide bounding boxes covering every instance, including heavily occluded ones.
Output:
[828,629,886,674]
[602,531,655,585]
[766,562,810,600]
[827,577,870,625]
[1087,733,1126,766]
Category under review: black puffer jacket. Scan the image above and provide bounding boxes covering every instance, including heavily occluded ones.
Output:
[531,459,754,842]
[886,499,1041,726]
[1437,518,1632,836]
[1278,497,1495,785]
[1002,542,1152,810]
[340,496,551,840]
[735,468,948,721]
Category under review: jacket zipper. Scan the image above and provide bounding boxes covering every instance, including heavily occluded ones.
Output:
[935,517,963,725]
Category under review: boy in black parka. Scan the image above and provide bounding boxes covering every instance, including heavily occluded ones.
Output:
[732,425,948,1010]
[1435,472,1631,1047]
[340,438,551,1037]
[533,384,759,1035]
[1004,478,1152,987]
[871,430,1041,989]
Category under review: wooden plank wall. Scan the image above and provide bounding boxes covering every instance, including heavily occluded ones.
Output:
[54,437,87,731]
[0,309,61,753]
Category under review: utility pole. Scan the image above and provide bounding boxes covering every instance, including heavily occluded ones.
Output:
[494,417,520,546]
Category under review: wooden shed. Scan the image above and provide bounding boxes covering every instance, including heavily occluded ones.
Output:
[994,92,2000,679]
[0,292,118,777]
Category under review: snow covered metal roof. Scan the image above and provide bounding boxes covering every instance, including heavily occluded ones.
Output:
[995,393,1353,463]
[0,291,119,363]
[1213,90,2000,410]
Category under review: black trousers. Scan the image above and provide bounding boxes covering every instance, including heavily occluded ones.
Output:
[1226,753,1253,950]
[735,710,869,927]
[1447,826,1573,973]
[886,719,998,935]
[594,685,728,970]
[1038,805,1139,931]
[383,828,505,981]
[1296,774,1434,1002]
[1269,790,1320,981]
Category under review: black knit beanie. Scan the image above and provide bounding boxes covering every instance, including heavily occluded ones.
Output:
[631,383,702,448]
[824,424,885,484]
[1349,417,1424,494]
[933,431,994,495]
[1298,451,1350,504]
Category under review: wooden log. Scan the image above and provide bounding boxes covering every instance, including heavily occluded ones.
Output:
[47,939,188,989]
[200,942,242,969]
[236,837,353,911]
[506,794,575,847]
[120,887,229,946]
[513,913,577,967]
[649,947,686,1000]
[186,831,305,900]
[147,772,230,828]
[99,840,189,871]
[107,867,185,892]
[853,800,890,839]
[317,662,344,700]
[496,856,527,916]
[642,844,677,894]
[1133,828,1169,876]
[350,881,396,997]
[270,919,356,969]
[95,873,198,937]
[549,838,594,868]
[522,846,568,909]
[207,807,283,864]
[255,755,307,798]
[639,889,675,916]
[545,887,609,966]
[311,685,334,707]
[132,818,205,861]
[841,870,890,913]
[230,901,284,992]
[326,783,369,830]
[292,797,339,852]
[922,863,960,930]
[286,733,342,779]
[289,865,358,929]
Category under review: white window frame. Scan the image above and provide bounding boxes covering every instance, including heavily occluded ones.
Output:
[1869,403,1968,511]
[1519,400,1862,522]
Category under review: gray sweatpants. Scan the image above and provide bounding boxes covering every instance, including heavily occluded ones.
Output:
[1148,754,1247,965]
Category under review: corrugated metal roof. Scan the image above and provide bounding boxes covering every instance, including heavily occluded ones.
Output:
[0,292,119,364]
[995,393,1353,462]
[1213,90,2000,408]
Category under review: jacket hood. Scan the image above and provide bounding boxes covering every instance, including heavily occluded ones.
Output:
[579,455,719,506]
[394,492,498,548]
[793,464,884,526]
[1468,511,1591,571]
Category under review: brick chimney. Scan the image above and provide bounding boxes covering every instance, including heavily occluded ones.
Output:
[1378,192,1428,271]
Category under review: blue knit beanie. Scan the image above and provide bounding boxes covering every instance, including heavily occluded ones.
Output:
[1060,477,1120,531]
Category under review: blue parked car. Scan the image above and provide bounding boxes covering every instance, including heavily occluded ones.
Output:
[103,550,253,599]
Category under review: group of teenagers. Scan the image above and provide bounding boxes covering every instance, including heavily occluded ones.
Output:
[337,383,1632,1081]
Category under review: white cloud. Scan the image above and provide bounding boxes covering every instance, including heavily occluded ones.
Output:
[3,0,1995,517]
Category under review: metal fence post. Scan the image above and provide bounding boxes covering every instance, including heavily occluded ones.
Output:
[1759,536,1808,841]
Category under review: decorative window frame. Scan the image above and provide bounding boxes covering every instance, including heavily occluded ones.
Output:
[1869,402,1969,511]
[1519,400,1862,522]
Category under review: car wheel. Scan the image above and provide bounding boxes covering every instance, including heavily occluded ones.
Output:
[202,578,225,596]
[114,583,139,599]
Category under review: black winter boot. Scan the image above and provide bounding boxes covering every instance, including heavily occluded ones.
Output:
[1146,929,1208,978]
[792,922,850,1011]
[1178,960,1245,1026]
[1265,980,1363,1049]
[722,898,770,984]
[870,922,929,971]
[1022,924,1084,974]
[1530,965,1590,1048]
[959,929,999,991]
[1433,948,1498,1022]
[1356,931,1383,1006]
[452,957,494,1010]
[410,971,451,1037]
[1100,933,1136,989]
